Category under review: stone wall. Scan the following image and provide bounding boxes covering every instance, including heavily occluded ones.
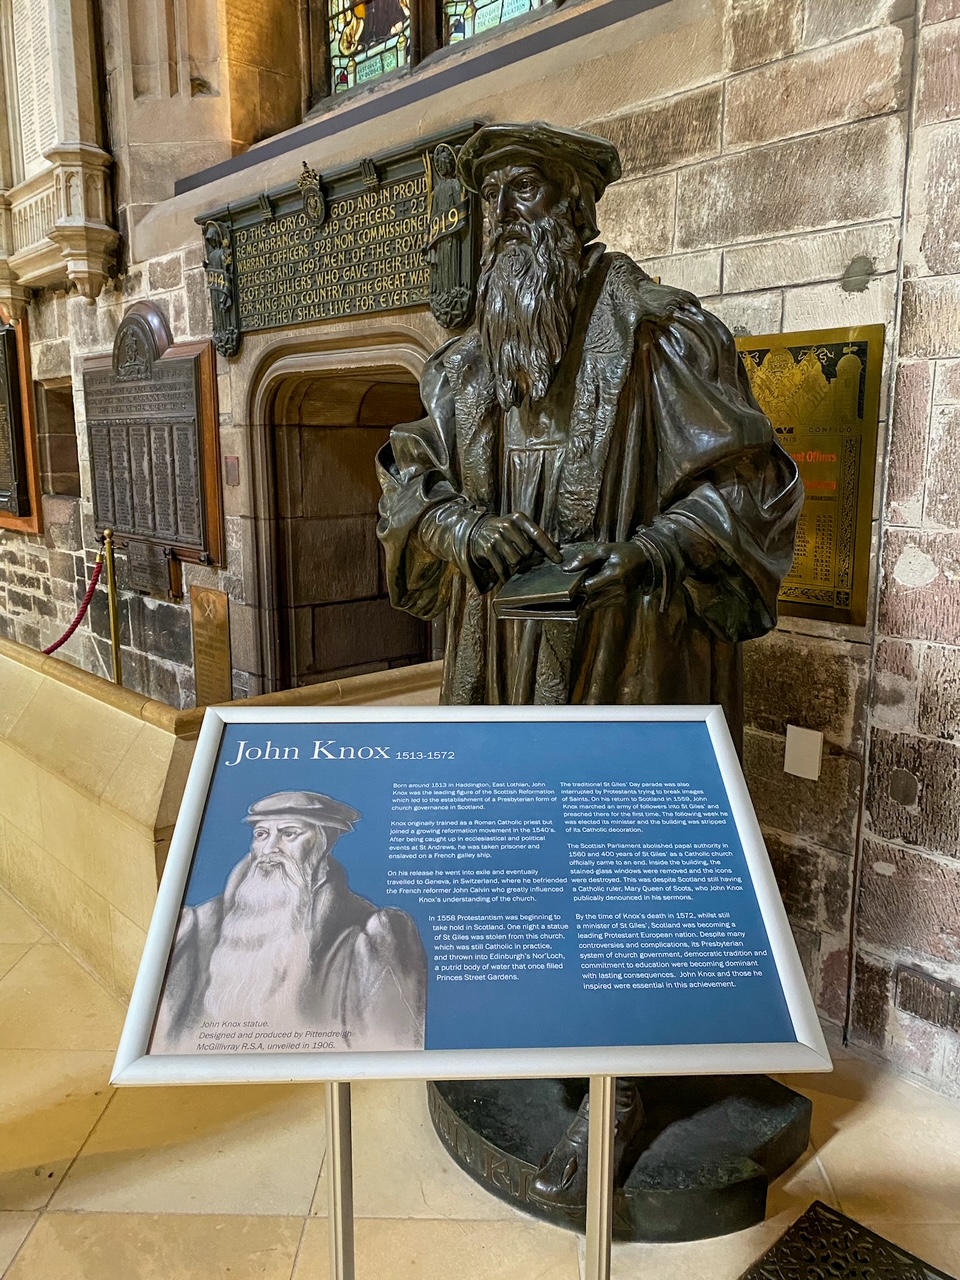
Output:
[3,0,960,1091]
[0,250,232,705]
[848,0,960,1095]
[103,0,302,247]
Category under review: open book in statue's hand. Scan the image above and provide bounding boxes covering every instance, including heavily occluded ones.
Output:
[492,559,591,621]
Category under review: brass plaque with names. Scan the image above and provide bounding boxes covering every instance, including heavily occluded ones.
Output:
[84,302,223,567]
[737,325,884,627]
[121,539,183,601]
[191,585,233,707]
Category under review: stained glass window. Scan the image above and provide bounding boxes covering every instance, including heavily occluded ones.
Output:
[443,0,545,44]
[329,0,411,93]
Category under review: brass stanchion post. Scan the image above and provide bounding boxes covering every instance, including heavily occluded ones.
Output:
[325,1081,355,1280]
[102,528,123,686]
[585,1075,616,1280]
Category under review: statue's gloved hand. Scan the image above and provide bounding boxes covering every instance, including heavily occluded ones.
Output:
[563,541,657,609]
[469,512,562,583]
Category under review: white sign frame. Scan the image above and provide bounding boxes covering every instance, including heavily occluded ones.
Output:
[112,704,832,1086]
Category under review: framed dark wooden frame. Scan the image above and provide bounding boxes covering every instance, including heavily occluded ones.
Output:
[0,310,43,536]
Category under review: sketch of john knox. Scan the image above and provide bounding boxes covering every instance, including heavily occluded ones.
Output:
[151,791,427,1054]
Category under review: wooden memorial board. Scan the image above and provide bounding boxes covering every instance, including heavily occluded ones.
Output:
[111,705,830,1086]
[197,126,480,357]
[84,302,224,567]
[190,585,233,707]
[0,323,30,519]
[0,315,41,535]
[737,325,884,627]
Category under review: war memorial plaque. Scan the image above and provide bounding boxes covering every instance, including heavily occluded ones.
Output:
[122,538,183,601]
[0,323,29,517]
[83,302,224,567]
[190,585,233,707]
[198,128,479,357]
[737,325,884,627]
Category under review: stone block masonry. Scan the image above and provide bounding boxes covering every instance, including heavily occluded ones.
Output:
[847,1,960,1084]
[0,265,232,708]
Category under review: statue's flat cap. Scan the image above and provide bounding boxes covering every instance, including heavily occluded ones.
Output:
[244,791,359,832]
[457,122,621,196]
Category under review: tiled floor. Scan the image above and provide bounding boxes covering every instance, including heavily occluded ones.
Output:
[2,883,959,1280]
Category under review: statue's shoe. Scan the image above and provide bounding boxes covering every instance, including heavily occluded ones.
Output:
[528,1084,646,1210]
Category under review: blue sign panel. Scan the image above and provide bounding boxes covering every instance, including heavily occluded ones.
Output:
[149,718,795,1058]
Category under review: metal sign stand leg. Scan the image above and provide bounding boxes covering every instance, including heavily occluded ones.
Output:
[584,1075,616,1280]
[325,1081,356,1280]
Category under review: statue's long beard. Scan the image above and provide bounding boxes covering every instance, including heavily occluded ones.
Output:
[201,855,314,1023]
[477,206,583,411]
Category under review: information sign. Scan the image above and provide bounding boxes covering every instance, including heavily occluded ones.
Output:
[112,706,830,1086]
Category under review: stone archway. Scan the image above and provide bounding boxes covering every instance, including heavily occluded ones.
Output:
[252,344,435,690]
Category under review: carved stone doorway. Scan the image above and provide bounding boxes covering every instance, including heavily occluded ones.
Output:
[270,368,431,690]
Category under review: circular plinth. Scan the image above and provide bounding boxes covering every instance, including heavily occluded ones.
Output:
[427,1075,812,1243]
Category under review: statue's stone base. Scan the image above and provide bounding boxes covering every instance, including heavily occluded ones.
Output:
[427,1075,812,1243]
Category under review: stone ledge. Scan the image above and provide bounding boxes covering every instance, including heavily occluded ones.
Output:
[0,637,441,996]
[0,635,442,739]
[0,634,160,720]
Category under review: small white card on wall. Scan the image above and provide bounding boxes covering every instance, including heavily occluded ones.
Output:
[784,726,823,781]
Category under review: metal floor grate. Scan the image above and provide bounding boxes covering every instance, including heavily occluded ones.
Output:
[739,1200,956,1280]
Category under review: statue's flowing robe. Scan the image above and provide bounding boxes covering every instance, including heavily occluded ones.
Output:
[376,252,802,746]
[151,857,427,1054]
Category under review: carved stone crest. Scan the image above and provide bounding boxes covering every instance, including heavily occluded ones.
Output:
[298,161,327,227]
[112,301,170,381]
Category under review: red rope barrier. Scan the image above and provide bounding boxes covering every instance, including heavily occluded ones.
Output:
[43,559,103,655]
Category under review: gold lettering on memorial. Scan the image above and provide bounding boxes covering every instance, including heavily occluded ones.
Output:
[737,325,883,627]
[233,174,431,330]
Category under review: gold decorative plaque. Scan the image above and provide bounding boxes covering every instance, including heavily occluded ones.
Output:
[190,585,233,707]
[737,325,884,627]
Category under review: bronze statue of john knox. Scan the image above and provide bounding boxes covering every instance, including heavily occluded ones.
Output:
[377,122,802,1208]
